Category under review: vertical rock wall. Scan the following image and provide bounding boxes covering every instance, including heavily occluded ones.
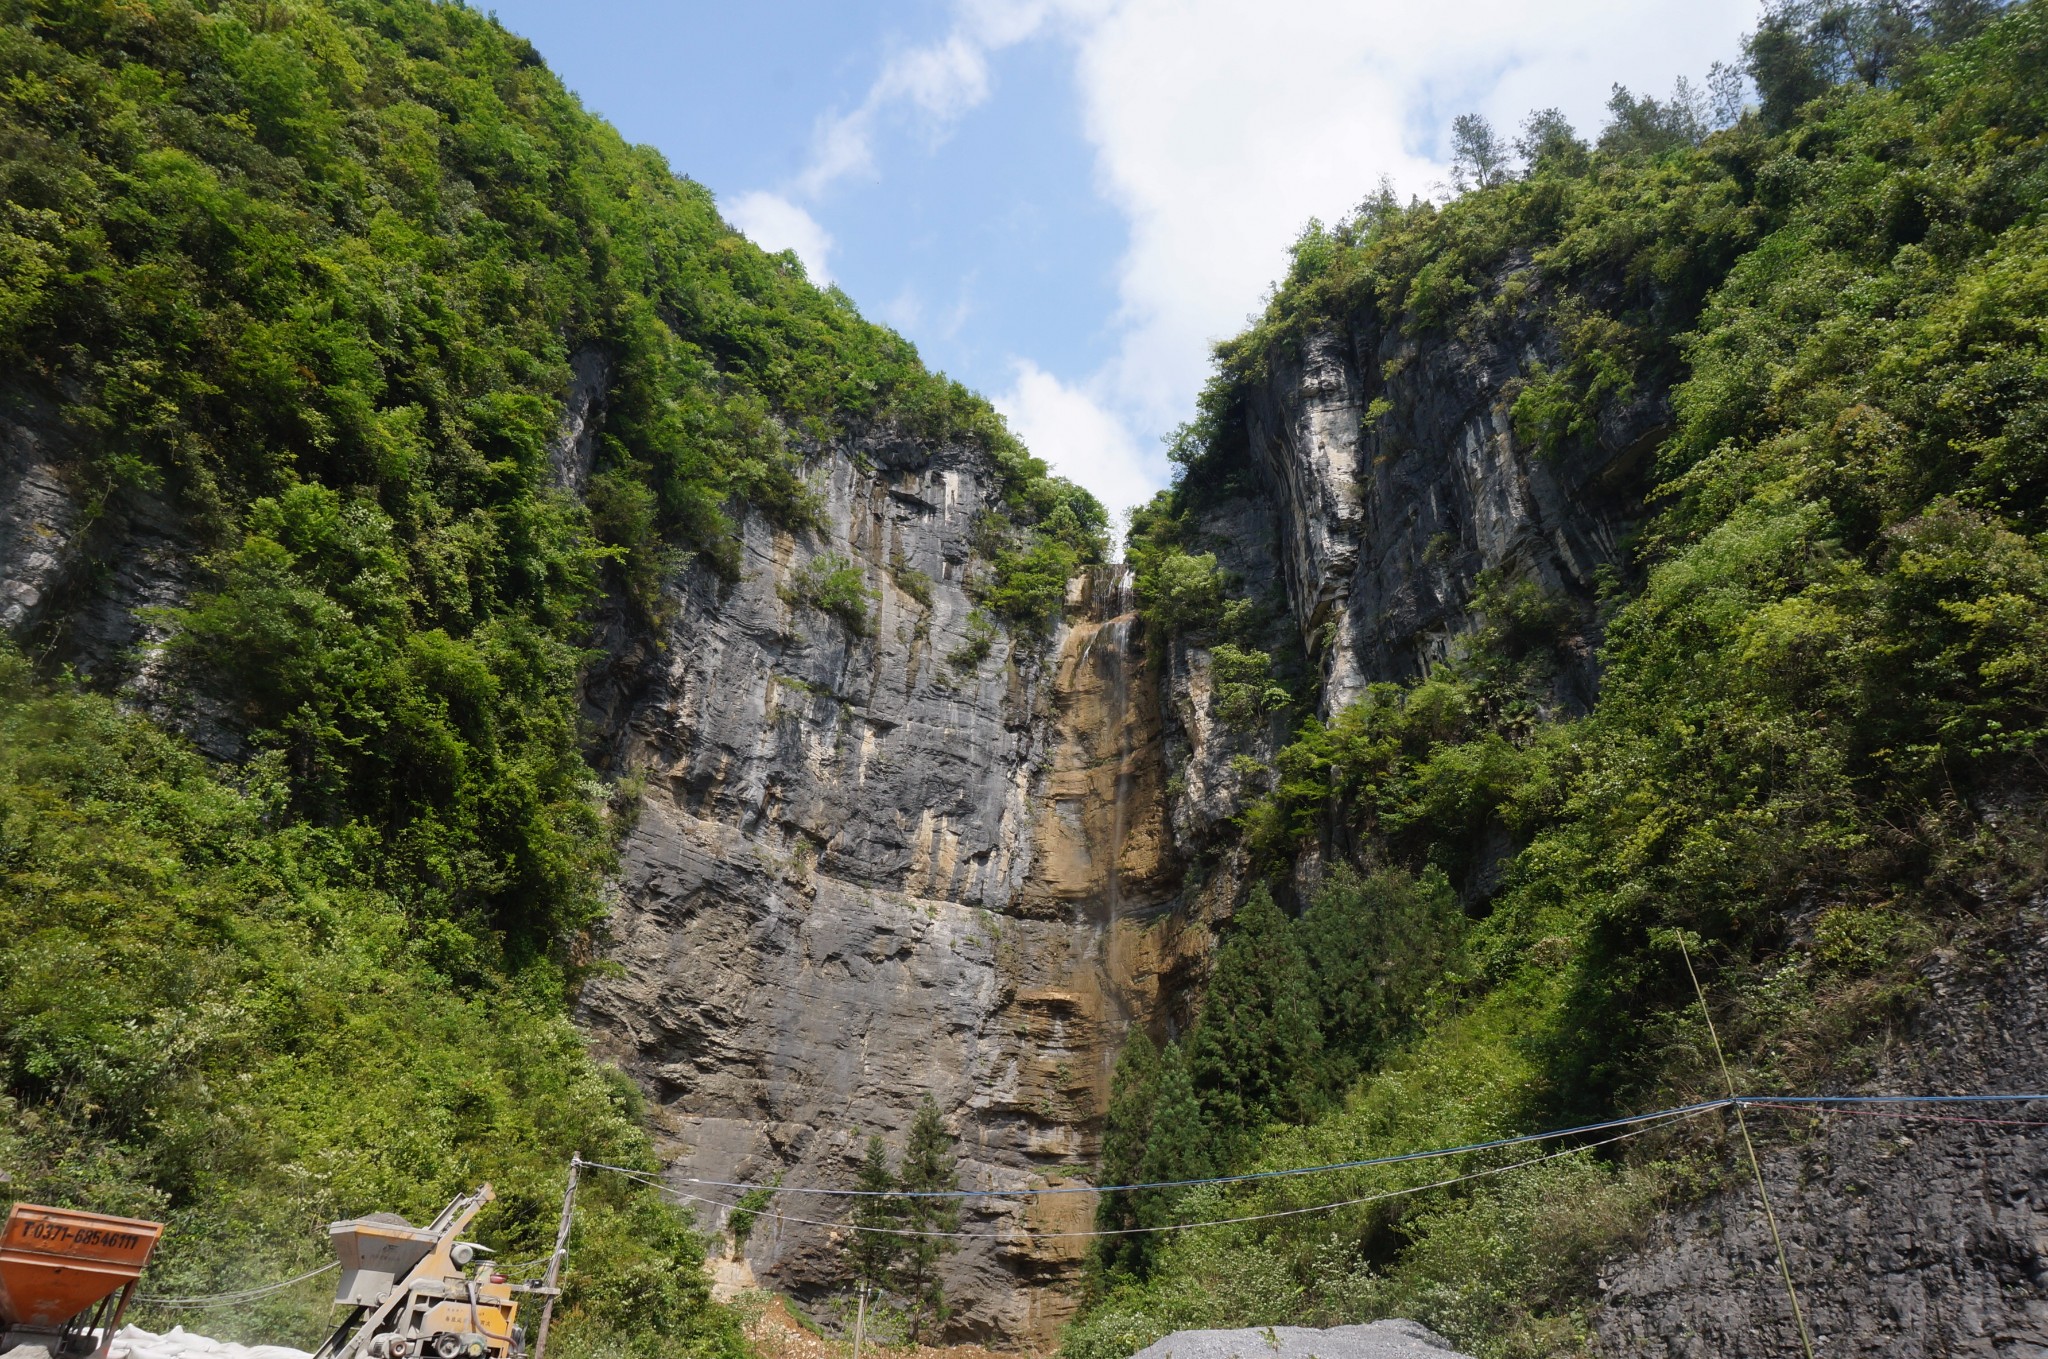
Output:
[575,442,1176,1343]
[1594,894,2048,1356]
[1241,295,1660,718]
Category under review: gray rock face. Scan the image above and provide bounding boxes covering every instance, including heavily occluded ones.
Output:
[0,393,84,638]
[1594,895,2048,1357]
[1240,287,1658,717]
[1129,1322,1469,1359]
[573,260,1674,1332]
[0,393,230,753]
[548,346,610,494]
[577,443,1174,1342]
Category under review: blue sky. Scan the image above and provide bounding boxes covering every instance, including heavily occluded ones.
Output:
[485,0,1760,520]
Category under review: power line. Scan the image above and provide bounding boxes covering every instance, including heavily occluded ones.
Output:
[117,1090,2048,1305]
[582,1098,1734,1200]
[137,1260,340,1308]
[602,1113,1706,1242]
[583,1091,2048,1202]
[1747,1101,2048,1128]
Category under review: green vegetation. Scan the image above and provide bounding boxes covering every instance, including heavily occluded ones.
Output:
[780,552,876,636]
[727,1176,779,1254]
[0,650,742,1359]
[946,609,1000,672]
[836,1098,961,1343]
[0,0,1097,1352]
[971,482,1111,632]
[1084,2,2048,1355]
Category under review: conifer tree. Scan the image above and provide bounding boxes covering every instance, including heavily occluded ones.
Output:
[1190,884,1324,1139]
[1298,864,1462,1078]
[1135,1039,1212,1234]
[1092,1031,1161,1275]
[846,1134,902,1302]
[896,1097,961,1343]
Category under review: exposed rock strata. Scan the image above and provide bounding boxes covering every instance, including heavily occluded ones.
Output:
[578,295,1675,1339]
[0,394,227,753]
[1241,301,1658,715]
[1595,894,2048,1357]
[576,445,1175,1342]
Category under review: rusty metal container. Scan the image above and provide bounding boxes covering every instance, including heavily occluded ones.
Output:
[0,1203,163,1333]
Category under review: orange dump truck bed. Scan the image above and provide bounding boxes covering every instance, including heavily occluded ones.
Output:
[0,1203,164,1336]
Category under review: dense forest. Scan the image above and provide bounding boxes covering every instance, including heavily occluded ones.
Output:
[1080,1,2048,1355]
[0,0,1096,1353]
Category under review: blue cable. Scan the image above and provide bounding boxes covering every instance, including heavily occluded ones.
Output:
[593,1090,2048,1200]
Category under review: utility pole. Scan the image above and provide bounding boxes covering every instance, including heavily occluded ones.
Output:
[852,1282,869,1359]
[530,1154,581,1359]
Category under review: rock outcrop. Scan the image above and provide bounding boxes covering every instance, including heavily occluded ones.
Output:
[0,389,229,755]
[1594,893,2048,1357]
[573,293,1674,1341]
[1240,298,1658,717]
[575,441,1176,1342]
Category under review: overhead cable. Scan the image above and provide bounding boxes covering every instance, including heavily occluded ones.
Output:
[606,1112,1706,1242]
[582,1090,2048,1202]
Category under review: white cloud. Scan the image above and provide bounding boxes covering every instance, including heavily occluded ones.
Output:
[724,191,835,283]
[994,361,1160,518]
[1064,0,1758,439]
[779,1,1110,200]
[733,0,1759,522]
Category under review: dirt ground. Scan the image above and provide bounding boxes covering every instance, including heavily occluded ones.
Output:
[738,1292,1046,1359]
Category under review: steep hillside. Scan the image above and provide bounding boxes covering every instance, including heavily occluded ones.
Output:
[0,0,1098,1351]
[1073,3,2048,1356]
[8,0,2048,1355]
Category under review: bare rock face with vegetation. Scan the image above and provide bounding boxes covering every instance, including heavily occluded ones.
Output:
[0,1,1104,1353]
[575,439,1147,1342]
[1071,4,2048,1357]
[6,1,2048,1358]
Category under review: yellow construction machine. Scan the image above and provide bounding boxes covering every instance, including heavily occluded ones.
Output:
[316,1186,525,1359]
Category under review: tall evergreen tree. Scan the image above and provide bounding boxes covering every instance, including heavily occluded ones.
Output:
[896,1097,961,1343]
[1190,884,1324,1139]
[1298,864,1463,1078]
[1135,1040,1213,1234]
[845,1134,902,1303]
[1092,1031,1161,1275]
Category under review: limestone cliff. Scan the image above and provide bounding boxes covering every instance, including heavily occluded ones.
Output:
[1238,299,1657,720]
[560,265,1675,1338]
[572,436,1180,1342]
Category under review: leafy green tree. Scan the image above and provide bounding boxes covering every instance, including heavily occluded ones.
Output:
[1449,113,1511,191]
[1190,886,1325,1136]
[896,1097,961,1342]
[1514,109,1589,176]
[1596,79,1708,155]
[1297,865,1464,1076]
